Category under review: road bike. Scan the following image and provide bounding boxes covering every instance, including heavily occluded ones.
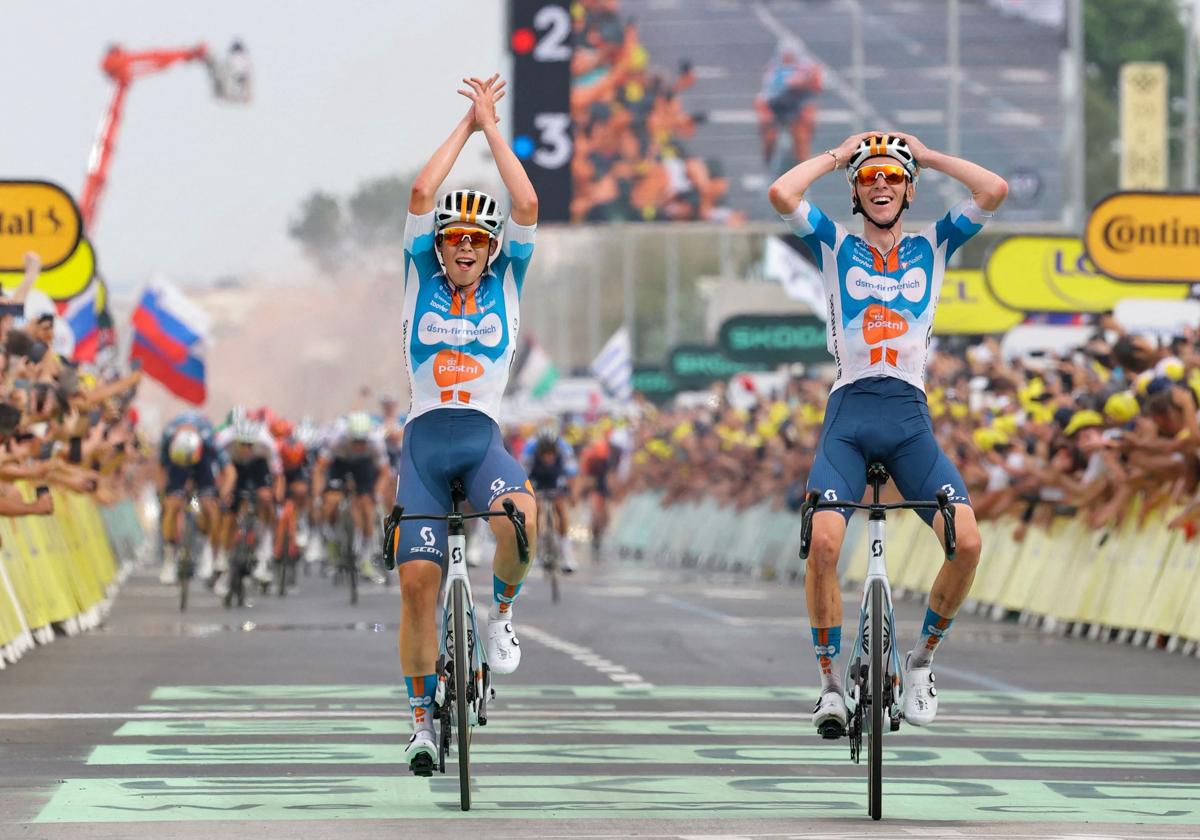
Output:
[224,491,260,609]
[799,461,957,821]
[175,493,202,612]
[326,477,359,605]
[536,487,568,604]
[382,478,530,811]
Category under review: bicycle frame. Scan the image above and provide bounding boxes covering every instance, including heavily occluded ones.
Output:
[439,512,491,727]
[843,514,904,724]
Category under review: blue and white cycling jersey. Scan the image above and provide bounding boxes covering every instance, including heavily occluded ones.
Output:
[782,199,990,393]
[401,211,536,423]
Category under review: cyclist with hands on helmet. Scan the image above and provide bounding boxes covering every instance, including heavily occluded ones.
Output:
[768,131,1007,736]
[387,73,540,775]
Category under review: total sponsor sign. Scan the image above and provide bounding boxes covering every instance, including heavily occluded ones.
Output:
[0,180,82,271]
[1085,192,1200,283]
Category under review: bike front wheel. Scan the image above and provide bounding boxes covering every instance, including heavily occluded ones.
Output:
[868,577,884,820]
[451,578,472,811]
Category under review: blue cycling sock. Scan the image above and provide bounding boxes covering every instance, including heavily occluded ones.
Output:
[493,576,523,616]
[405,674,437,731]
[811,626,842,693]
[909,607,954,669]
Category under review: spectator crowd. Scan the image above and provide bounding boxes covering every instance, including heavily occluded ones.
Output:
[0,252,146,524]
[609,321,1200,541]
[569,0,742,224]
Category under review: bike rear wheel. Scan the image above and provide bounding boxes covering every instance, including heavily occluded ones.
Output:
[868,578,884,820]
[451,578,472,811]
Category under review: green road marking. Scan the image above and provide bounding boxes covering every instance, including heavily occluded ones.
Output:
[85,742,1200,769]
[147,684,1200,711]
[36,775,1200,824]
[113,718,1200,743]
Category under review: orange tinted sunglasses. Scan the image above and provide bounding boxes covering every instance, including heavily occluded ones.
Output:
[438,227,493,248]
[853,164,909,186]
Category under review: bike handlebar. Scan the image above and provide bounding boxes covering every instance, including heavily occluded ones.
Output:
[798,490,957,562]
[380,502,530,570]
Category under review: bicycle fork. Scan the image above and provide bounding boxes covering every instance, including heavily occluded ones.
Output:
[844,516,905,726]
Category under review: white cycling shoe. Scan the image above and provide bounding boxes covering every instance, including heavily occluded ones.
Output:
[158,556,178,585]
[902,652,938,726]
[812,689,848,739]
[486,616,521,675]
[404,728,437,776]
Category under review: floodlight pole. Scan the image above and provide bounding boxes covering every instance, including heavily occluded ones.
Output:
[1185,0,1198,190]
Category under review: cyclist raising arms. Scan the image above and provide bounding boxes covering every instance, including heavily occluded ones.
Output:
[395,74,539,773]
[768,132,1006,734]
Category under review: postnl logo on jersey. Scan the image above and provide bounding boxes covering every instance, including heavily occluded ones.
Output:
[862,304,908,345]
[433,349,484,387]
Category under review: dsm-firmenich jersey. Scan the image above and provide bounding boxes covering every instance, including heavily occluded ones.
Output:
[401,211,535,423]
[781,199,990,393]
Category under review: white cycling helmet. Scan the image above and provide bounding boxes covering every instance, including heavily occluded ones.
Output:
[232,418,262,445]
[168,428,203,467]
[434,189,504,235]
[346,411,373,440]
[846,134,920,183]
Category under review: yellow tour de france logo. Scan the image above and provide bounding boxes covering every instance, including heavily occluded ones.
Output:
[1085,192,1200,283]
[933,269,1022,335]
[0,181,83,272]
[984,235,1188,313]
[0,237,96,302]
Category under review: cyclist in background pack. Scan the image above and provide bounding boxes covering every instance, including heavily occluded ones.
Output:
[214,417,283,596]
[314,411,388,575]
[768,132,1007,735]
[158,411,230,585]
[522,423,578,573]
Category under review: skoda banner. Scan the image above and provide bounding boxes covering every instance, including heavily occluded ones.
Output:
[668,345,769,388]
[717,314,827,364]
[630,366,678,403]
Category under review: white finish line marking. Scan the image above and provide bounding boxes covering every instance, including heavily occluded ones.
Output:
[2,710,1199,727]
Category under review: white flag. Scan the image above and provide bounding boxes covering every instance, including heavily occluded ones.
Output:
[764,236,826,320]
[590,327,633,401]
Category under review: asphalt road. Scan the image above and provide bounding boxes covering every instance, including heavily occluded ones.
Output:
[1,535,1198,840]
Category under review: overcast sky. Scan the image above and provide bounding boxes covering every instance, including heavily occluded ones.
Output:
[1,1,506,290]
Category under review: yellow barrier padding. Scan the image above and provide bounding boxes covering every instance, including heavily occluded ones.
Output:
[0,485,123,636]
[1143,525,1200,636]
[1078,501,1142,626]
[1100,508,1176,631]
[843,516,870,583]
[896,513,946,595]
[1170,537,1200,641]
[1024,518,1088,619]
[973,518,1022,606]
[1000,517,1055,611]
[886,510,923,589]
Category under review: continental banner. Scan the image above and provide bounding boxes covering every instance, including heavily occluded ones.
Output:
[1085,192,1200,283]
[984,235,1188,313]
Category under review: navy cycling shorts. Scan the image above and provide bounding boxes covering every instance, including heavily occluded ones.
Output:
[394,409,532,568]
[807,376,970,525]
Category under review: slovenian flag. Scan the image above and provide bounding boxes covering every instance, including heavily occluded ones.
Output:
[129,279,210,405]
[62,281,101,363]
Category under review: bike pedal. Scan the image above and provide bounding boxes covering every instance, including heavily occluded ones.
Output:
[817,721,847,740]
[408,754,435,777]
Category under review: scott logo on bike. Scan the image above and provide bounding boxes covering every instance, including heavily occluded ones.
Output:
[871,539,882,558]
[451,547,464,564]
